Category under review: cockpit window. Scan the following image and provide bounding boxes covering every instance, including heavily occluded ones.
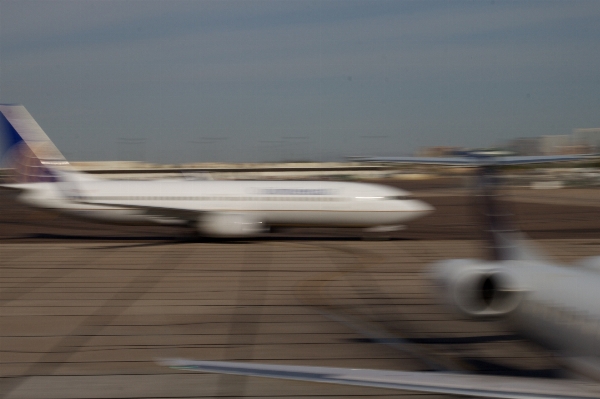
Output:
[386,195,413,200]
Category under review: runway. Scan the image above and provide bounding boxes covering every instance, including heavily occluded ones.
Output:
[1,184,599,398]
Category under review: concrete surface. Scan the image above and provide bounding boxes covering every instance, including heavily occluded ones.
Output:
[1,185,599,398]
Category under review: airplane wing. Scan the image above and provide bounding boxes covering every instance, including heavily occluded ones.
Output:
[0,183,26,191]
[78,200,199,222]
[352,155,590,166]
[160,358,600,399]
[351,156,477,165]
[494,155,592,165]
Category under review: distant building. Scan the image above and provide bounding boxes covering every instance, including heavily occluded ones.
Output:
[507,132,597,156]
[415,146,463,157]
[507,137,542,156]
[573,128,600,153]
[421,129,600,158]
[539,135,571,155]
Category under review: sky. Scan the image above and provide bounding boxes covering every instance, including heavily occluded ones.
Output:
[1,0,599,163]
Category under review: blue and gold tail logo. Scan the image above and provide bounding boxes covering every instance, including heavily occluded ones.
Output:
[2,141,58,183]
[1,104,67,184]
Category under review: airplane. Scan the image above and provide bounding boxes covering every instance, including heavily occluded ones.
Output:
[161,157,600,398]
[0,104,433,237]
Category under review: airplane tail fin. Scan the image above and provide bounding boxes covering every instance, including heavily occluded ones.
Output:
[0,104,70,183]
[476,165,547,262]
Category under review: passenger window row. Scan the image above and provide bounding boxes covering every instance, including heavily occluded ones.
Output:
[89,196,342,202]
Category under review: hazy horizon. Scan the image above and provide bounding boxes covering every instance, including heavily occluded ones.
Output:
[1,1,599,163]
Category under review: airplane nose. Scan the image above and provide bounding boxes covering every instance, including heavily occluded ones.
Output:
[409,199,434,217]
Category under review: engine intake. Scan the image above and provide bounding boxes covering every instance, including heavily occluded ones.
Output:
[432,259,523,318]
[197,212,265,237]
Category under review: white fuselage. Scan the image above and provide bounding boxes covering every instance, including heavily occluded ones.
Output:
[507,260,600,360]
[435,253,600,380]
[15,179,433,230]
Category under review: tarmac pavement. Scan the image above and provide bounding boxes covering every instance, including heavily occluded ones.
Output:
[1,185,599,398]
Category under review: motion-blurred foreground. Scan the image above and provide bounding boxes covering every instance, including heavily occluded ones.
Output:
[1,173,600,398]
[157,165,600,398]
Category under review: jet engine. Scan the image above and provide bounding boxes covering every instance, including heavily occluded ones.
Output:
[432,259,523,318]
[197,212,265,237]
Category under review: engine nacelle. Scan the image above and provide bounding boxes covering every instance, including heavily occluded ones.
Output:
[197,212,265,237]
[432,259,523,318]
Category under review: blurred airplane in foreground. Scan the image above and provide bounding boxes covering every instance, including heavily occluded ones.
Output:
[0,104,433,237]
[162,157,600,398]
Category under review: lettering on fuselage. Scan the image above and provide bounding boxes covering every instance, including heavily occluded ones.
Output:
[255,188,336,196]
